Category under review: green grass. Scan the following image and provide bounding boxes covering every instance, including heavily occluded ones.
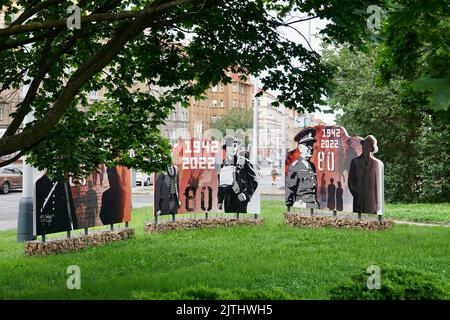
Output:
[0,201,449,299]
[385,203,450,224]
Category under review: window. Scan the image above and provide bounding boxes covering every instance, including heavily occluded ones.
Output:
[211,100,218,108]
[211,85,218,93]
[219,85,224,92]
[89,91,98,100]
[219,100,224,108]
[241,86,245,94]
[211,116,217,123]
[232,100,237,108]
[232,83,238,93]
[241,101,244,108]
[0,105,3,120]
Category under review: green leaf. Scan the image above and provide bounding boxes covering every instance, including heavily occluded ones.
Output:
[414,78,450,111]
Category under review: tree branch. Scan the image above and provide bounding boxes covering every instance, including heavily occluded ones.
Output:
[0,151,26,167]
[277,23,314,51]
[11,0,65,27]
[0,140,38,167]
[0,67,27,95]
[0,0,206,158]
[284,16,318,25]
[0,0,194,38]
[2,1,125,135]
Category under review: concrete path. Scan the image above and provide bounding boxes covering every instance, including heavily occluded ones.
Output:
[392,220,450,227]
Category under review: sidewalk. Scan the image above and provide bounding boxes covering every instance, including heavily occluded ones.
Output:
[259,183,285,196]
[393,220,450,227]
[132,186,153,195]
[131,175,285,196]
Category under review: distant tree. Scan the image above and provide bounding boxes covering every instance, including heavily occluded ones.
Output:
[210,109,253,135]
[323,45,449,203]
[209,108,253,147]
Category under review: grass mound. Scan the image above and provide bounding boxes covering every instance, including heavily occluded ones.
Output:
[330,264,450,300]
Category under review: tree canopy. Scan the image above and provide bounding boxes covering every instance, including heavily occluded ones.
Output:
[0,0,384,178]
[375,0,449,113]
[324,45,449,203]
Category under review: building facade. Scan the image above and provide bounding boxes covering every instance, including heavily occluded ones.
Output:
[257,89,304,165]
[158,102,189,144]
[188,73,253,137]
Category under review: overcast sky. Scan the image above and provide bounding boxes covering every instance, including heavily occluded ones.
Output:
[273,17,337,125]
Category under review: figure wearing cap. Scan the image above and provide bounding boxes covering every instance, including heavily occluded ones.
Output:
[218,136,258,213]
[285,128,319,209]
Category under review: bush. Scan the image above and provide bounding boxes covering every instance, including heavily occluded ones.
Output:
[329,264,450,300]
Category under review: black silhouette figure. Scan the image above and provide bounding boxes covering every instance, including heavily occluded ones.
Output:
[85,180,98,227]
[348,136,381,214]
[99,168,126,225]
[320,173,327,202]
[327,178,336,210]
[336,181,343,211]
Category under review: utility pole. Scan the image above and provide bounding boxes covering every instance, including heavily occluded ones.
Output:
[17,111,36,242]
[16,40,36,242]
[251,78,259,164]
[280,105,286,187]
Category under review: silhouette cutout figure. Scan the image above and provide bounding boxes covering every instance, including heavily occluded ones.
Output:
[327,178,336,210]
[336,181,343,211]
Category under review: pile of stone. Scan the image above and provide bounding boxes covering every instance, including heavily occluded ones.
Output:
[145,217,264,233]
[284,213,393,231]
[24,228,135,256]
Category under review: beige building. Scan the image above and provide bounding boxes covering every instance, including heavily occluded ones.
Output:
[158,103,189,144]
[257,89,303,164]
[0,89,22,131]
[189,73,253,137]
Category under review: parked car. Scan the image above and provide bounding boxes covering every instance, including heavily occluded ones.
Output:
[136,172,153,186]
[0,167,23,194]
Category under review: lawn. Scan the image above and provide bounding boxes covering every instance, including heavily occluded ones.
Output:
[0,201,449,299]
[384,203,450,224]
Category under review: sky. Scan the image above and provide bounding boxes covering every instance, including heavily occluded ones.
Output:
[274,16,338,125]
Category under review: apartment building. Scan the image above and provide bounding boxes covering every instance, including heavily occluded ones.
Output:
[188,73,253,137]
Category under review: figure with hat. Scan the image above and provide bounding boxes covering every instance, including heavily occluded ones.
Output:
[348,135,382,214]
[285,127,319,209]
[218,136,258,213]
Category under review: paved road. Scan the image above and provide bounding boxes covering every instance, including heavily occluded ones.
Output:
[0,191,154,231]
[0,190,22,219]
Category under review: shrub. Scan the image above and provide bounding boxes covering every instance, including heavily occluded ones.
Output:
[133,286,291,300]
